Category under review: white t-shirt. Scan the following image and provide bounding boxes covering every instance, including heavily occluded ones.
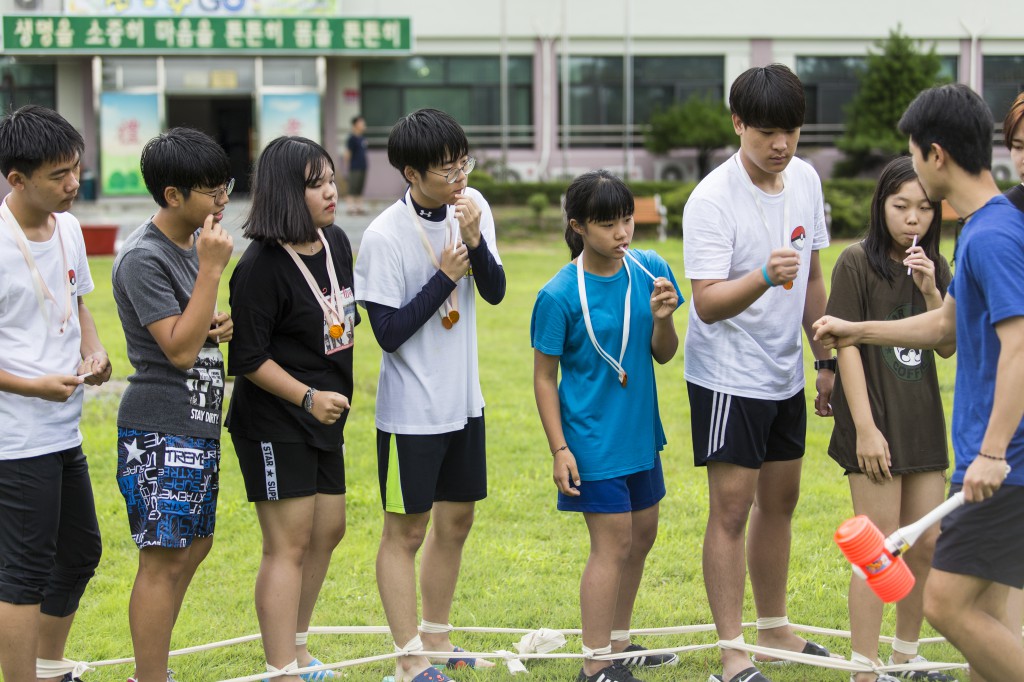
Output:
[683,153,828,400]
[355,186,501,434]
[0,200,94,459]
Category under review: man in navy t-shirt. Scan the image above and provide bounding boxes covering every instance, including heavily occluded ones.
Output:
[344,114,368,215]
[814,84,1024,681]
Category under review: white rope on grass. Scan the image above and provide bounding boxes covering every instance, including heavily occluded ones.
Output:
[54,621,970,680]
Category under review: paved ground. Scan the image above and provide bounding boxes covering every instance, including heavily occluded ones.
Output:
[73,196,385,254]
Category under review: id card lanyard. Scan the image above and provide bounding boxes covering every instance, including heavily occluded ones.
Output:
[736,155,791,287]
[0,198,72,335]
[281,229,346,339]
[405,188,460,329]
[577,252,632,387]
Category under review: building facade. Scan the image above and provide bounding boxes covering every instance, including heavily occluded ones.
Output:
[2,0,1023,198]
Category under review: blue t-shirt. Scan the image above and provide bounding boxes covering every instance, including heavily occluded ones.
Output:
[530,250,679,481]
[948,194,1024,486]
[347,134,368,171]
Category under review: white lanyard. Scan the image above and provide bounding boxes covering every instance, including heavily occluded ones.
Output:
[404,188,460,329]
[281,229,346,339]
[577,252,631,387]
[0,198,72,335]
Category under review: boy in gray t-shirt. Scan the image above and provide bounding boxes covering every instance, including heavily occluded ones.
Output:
[111,127,234,682]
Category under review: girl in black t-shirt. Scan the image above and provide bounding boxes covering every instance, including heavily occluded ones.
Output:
[226,136,357,681]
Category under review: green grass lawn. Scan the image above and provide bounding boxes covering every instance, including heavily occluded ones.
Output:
[66,232,963,681]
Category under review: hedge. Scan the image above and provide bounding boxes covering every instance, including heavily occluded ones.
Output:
[475,175,1021,240]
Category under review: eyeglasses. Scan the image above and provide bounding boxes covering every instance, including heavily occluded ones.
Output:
[191,177,235,200]
[427,157,476,185]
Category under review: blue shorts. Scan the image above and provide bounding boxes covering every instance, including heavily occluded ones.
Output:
[116,428,220,549]
[558,455,665,513]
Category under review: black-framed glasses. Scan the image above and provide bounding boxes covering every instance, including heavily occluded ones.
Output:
[427,157,476,184]
[191,177,235,200]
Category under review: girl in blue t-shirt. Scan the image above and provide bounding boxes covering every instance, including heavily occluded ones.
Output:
[531,170,681,682]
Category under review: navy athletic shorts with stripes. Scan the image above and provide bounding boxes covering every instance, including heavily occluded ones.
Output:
[687,382,805,469]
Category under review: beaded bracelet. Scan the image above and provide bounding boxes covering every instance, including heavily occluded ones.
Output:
[551,445,568,456]
[977,452,1006,461]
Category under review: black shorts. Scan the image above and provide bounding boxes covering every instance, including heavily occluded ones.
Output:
[688,382,806,469]
[932,483,1024,588]
[377,415,487,515]
[0,447,101,616]
[233,435,345,502]
[348,170,366,196]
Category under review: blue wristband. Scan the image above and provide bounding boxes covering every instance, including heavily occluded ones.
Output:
[761,264,776,287]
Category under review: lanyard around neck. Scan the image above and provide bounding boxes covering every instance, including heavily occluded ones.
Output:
[281,230,346,338]
[1,198,72,335]
[577,252,631,387]
[404,188,460,329]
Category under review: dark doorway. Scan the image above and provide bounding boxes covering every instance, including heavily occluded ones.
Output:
[166,96,253,193]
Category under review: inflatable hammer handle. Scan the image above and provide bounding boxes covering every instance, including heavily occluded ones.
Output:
[886,491,964,556]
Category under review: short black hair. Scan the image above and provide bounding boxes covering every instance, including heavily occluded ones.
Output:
[729,64,805,130]
[351,114,365,126]
[0,104,84,177]
[140,127,231,207]
[242,136,335,244]
[387,108,469,179]
[563,170,635,259]
[898,83,992,175]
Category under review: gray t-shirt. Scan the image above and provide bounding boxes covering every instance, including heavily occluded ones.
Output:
[112,221,224,440]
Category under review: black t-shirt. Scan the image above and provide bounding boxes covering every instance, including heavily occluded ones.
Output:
[1005,184,1024,213]
[226,225,358,449]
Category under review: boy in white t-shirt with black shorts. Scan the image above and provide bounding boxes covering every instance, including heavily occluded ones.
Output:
[0,105,112,682]
[354,108,506,682]
[682,64,836,682]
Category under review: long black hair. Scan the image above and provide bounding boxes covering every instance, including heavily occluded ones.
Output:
[863,156,942,284]
[563,170,635,259]
[242,136,335,243]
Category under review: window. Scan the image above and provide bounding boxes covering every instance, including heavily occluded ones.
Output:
[633,56,724,124]
[0,58,56,111]
[983,56,1024,122]
[797,56,865,125]
[360,55,533,147]
[799,55,959,127]
[559,55,724,146]
[101,58,158,90]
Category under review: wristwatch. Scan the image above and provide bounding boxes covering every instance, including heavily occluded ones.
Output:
[302,387,317,413]
[814,357,838,372]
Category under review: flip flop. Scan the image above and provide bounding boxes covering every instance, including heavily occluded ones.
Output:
[299,658,335,681]
[445,646,476,670]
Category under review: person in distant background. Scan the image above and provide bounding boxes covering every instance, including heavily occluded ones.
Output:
[344,115,368,216]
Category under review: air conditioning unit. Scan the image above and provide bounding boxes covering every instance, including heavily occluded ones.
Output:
[653,158,698,182]
[992,155,1018,183]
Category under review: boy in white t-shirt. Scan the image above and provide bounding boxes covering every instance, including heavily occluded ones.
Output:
[0,105,112,682]
[682,65,836,682]
[354,108,505,682]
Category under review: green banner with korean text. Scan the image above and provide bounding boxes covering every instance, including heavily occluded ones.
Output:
[1,15,411,54]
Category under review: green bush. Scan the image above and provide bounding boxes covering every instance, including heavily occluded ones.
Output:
[822,179,875,238]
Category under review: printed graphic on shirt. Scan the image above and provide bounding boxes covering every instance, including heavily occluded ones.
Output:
[790,225,806,251]
[187,347,224,426]
[883,303,929,381]
[116,428,220,549]
[323,286,356,355]
[68,268,77,292]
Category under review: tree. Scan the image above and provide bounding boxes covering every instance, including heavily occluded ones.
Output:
[837,26,943,176]
[645,94,734,179]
